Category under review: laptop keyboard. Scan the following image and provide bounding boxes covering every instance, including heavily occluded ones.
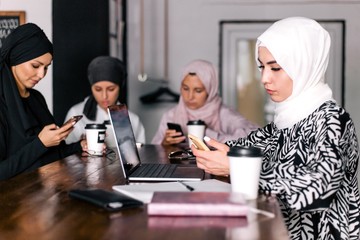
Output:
[130,164,177,178]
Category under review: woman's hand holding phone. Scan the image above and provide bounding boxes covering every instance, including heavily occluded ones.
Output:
[162,123,187,146]
[38,115,83,147]
[162,129,187,146]
[191,137,230,176]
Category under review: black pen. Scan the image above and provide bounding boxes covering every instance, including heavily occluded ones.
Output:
[177,181,195,191]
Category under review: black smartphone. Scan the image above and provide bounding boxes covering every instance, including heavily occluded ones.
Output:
[63,115,83,127]
[167,122,184,135]
[167,122,186,143]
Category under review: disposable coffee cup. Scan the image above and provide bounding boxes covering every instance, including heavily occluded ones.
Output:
[187,120,206,148]
[85,123,106,156]
[227,146,263,199]
[103,120,116,148]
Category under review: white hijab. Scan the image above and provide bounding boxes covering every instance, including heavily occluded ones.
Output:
[256,17,334,129]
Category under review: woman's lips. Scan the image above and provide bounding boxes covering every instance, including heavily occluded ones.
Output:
[265,89,274,95]
[102,101,110,107]
[30,79,39,85]
[185,102,197,108]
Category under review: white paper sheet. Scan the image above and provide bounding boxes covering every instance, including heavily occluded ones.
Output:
[112,179,231,203]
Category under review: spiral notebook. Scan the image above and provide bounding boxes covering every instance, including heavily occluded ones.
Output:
[107,104,204,182]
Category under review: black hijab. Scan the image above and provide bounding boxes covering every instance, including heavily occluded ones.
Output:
[83,56,126,120]
[0,23,54,133]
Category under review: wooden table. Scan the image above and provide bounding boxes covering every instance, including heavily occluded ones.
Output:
[0,144,289,240]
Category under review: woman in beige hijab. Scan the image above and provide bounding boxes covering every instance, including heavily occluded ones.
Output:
[152,59,258,146]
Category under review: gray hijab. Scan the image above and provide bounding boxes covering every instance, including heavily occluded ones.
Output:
[83,56,126,120]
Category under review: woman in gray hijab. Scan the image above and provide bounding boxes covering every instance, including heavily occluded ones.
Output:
[0,23,87,180]
[65,56,145,145]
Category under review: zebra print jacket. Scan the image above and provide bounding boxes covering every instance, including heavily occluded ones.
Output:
[226,100,360,240]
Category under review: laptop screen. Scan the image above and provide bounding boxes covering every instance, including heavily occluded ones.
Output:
[107,104,141,176]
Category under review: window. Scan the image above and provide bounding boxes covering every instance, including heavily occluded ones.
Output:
[220,20,345,126]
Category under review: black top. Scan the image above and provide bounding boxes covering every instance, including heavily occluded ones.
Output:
[0,89,82,180]
[0,23,81,180]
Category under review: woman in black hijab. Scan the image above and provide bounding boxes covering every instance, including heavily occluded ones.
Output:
[0,23,86,180]
[64,56,145,145]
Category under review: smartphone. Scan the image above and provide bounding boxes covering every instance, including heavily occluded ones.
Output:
[188,134,210,151]
[63,115,83,127]
[167,122,186,143]
[167,123,184,135]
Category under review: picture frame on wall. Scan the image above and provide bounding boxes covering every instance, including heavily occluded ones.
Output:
[219,20,345,126]
[0,11,26,48]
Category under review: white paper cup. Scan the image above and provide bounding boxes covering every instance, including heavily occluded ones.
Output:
[187,120,206,148]
[85,124,107,156]
[228,146,263,199]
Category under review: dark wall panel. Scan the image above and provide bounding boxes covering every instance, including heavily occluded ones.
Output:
[53,0,109,123]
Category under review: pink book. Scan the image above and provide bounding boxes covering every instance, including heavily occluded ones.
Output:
[148,216,248,228]
[147,192,248,217]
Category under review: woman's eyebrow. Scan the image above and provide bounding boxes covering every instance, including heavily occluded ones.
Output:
[257,59,277,65]
[267,60,277,64]
[34,60,52,66]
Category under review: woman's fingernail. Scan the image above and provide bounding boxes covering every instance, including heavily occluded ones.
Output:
[203,136,210,142]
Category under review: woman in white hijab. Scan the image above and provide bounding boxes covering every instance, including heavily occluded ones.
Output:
[192,17,360,239]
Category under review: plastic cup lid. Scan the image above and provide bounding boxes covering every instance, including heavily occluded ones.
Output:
[103,120,111,125]
[187,120,206,125]
[85,123,107,130]
[227,146,262,157]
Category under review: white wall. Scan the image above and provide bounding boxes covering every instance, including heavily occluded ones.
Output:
[1,0,360,145]
[127,0,360,143]
[0,0,53,111]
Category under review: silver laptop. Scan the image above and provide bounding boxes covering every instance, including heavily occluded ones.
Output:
[107,104,204,182]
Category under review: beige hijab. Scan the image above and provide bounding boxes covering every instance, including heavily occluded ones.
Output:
[174,59,222,134]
